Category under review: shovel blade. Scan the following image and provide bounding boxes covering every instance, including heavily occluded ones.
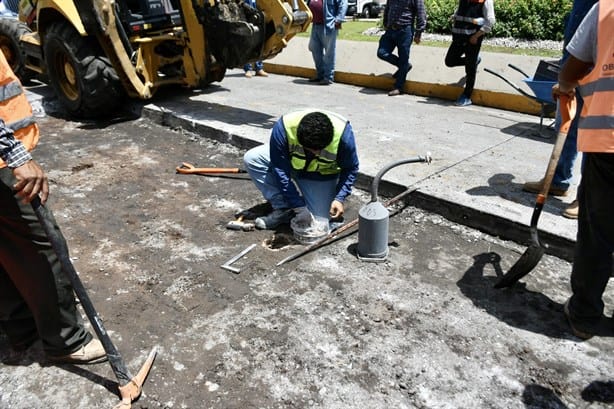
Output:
[494,244,545,289]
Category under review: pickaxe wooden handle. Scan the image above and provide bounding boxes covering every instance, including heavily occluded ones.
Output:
[176,162,247,174]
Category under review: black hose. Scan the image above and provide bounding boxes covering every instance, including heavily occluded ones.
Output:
[369,154,431,202]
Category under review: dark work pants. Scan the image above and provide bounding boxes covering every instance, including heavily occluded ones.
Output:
[377,25,414,91]
[568,153,614,325]
[445,33,483,98]
[0,167,90,355]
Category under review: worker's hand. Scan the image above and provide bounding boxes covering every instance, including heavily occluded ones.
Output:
[552,82,576,100]
[292,206,313,227]
[413,32,421,45]
[334,21,342,29]
[469,32,481,45]
[12,159,49,204]
[329,200,344,219]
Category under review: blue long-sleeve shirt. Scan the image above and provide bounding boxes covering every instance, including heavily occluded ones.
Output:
[269,117,360,209]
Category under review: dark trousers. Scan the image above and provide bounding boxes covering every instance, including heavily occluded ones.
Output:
[0,167,90,355]
[568,153,614,325]
[445,33,483,98]
[377,25,414,91]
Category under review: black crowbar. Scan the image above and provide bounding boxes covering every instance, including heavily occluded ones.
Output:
[31,196,157,409]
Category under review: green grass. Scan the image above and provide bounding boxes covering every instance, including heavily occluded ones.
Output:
[298,20,561,58]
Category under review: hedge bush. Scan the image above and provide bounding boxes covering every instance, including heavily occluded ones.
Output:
[424,0,573,41]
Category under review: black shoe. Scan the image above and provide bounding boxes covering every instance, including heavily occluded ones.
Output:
[319,79,333,85]
[564,299,594,340]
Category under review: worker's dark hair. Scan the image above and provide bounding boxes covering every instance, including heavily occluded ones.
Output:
[297,112,334,150]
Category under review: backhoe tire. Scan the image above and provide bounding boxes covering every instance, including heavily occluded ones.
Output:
[43,22,124,118]
[0,18,34,83]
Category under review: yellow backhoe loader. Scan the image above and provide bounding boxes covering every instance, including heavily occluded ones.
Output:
[0,0,311,117]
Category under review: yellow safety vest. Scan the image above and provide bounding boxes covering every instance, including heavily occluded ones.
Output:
[577,2,614,153]
[283,110,347,175]
[0,51,39,168]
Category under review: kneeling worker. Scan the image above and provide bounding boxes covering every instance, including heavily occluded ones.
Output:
[244,109,359,230]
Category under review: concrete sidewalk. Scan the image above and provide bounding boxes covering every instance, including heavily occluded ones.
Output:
[266,37,560,115]
[138,37,579,262]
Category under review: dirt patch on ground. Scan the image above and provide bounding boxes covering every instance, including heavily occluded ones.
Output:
[1,113,614,409]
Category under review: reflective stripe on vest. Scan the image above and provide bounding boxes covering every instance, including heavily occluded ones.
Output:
[0,52,39,168]
[283,110,347,175]
[452,0,485,35]
[577,2,614,153]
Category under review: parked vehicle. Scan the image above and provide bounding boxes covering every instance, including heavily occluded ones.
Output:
[346,0,384,18]
[0,0,311,118]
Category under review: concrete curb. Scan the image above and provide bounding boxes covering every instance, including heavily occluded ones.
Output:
[265,62,547,116]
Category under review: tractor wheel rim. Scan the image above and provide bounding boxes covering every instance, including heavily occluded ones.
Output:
[58,55,78,101]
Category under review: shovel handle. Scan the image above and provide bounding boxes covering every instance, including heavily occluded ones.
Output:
[540,95,576,199]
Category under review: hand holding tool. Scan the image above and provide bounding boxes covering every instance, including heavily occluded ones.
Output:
[176,162,246,175]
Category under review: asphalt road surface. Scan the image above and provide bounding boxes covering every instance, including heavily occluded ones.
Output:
[1,99,614,409]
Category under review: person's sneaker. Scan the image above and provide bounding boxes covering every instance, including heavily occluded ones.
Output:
[255,209,293,230]
[256,69,269,77]
[388,89,401,96]
[244,71,253,78]
[522,179,569,197]
[562,199,578,219]
[47,338,107,364]
[455,95,472,106]
[564,299,593,340]
[319,79,333,85]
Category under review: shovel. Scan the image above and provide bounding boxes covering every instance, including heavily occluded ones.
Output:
[31,196,157,409]
[494,95,576,289]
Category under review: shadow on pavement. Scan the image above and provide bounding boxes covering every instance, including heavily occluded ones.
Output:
[457,252,614,340]
[582,380,614,404]
[522,384,569,409]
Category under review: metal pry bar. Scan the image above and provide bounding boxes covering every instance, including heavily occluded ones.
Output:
[221,244,257,273]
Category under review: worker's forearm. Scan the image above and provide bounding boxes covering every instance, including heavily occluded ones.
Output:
[558,55,593,93]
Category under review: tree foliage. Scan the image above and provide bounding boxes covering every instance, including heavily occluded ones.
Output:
[424,0,573,41]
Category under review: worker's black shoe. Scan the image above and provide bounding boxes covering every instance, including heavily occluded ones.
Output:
[564,299,593,340]
[255,209,293,230]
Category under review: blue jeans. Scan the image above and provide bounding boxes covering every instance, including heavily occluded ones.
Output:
[243,144,338,219]
[552,94,584,190]
[377,26,414,90]
[309,24,338,82]
[244,61,263,72]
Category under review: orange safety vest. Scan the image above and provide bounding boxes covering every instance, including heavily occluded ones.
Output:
[0,51,39,168]
[577,1,614,153]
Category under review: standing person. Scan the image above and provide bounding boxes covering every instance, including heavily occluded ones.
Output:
[444,0,495,106]
[558,2,614,340]
[243,109,359,230]
[243,0,269,78]
[307,0,347,85]
[522,0,598,219]
[376,0,426,96]
[0,51,106,363]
